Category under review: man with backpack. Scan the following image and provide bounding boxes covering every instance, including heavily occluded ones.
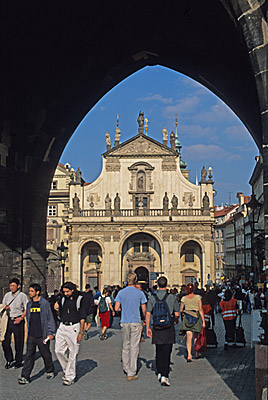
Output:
[54,282,87,385]
[146,276,180,387]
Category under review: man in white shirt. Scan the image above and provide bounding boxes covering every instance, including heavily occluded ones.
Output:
[2,278,28,369]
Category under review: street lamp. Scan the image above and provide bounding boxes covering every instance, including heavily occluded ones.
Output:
[246,193,263,284]
[95,258,101,288]
[57,241,68,285]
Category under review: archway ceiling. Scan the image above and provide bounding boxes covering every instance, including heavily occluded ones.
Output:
[2,1,261,173]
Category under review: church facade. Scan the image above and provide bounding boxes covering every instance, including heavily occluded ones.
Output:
[57,113,215,290]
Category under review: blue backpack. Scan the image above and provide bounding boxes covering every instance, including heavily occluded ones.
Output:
[152,293,172,329]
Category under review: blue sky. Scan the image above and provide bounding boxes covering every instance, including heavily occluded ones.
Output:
[60,66,258,205]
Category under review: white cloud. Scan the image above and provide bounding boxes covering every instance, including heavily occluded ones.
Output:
[180,124,216,139]
[137,93,173,104]
[193,101,238,124]
[183,144,241,162]
[164,96,200,115]
[222,125,252,142]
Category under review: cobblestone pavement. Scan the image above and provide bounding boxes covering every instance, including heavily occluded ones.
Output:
[0,313,255,400]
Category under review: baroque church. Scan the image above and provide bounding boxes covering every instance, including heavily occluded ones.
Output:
[46,112,215,291]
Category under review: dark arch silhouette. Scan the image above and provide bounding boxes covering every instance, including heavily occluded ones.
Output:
[0,1,267,291]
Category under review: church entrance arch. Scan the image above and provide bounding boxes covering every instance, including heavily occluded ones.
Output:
[121,232,161,288]
[135,266,149,290]
[80,241,102,290]
[180,240,203,286]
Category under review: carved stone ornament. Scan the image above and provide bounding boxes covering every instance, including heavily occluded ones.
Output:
[106,158,121,171]
[182,192,195,207]
[161,157,177,171]
[87,193,100,205]
[109,137,174,157]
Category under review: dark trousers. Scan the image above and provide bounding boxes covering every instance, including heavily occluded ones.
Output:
[223,319,236,343]
[211,308,215,326]
[2,319,25,364]
[155,343,173,378]
[21,336,54,379]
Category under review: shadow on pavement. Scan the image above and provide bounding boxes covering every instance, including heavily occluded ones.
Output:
[76,359,98,381]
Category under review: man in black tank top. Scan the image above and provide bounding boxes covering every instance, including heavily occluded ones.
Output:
[54,282,87,386]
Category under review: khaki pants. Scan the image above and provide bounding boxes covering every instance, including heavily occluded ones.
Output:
[55,323,80,382]
[121,323,141,377]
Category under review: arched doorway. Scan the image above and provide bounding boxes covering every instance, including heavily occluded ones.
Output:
[180,241,203,286]
[135,266,149,290]
[121,232,161,287]
[80,241,102,290]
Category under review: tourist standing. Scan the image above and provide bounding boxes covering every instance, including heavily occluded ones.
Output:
[54,282,87,385]
[18,284,55,384]
[115,272,147,381]
[1,278,27,369]
[146,276,180,386]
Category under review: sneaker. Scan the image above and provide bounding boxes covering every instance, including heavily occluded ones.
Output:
[84,332,89,340]
[62,379,74,386]
[157,373,162,382]
[99,334,104,340]
[47,372,55,379]
[127,375,138,381]
[5,361,15,369]
[18,377,30,385]
[161,376,170,386]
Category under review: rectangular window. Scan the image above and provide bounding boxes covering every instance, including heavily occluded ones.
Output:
[46,228,54,241]
[134,242,140,253]
[142,242,149,252]
[51,181,57,190]
[48,205,57,216]
[135,196,148,209]
[185,249,194,262]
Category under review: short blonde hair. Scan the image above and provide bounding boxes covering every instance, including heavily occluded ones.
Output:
[127,272,137,285]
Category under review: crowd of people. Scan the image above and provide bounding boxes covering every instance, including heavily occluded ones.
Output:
[0,275,266,387]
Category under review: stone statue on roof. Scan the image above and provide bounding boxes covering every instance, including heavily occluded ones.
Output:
[114,193,121,211]
[201,166,207,183]
[75,168,82,184]
[162,127,168,146]
[105,131,111,151]
[171,194,178,210]
[137,111,144,134]
[105,193,112,210]
[163,192,169,210]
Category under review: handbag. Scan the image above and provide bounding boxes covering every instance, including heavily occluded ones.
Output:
[194,327,207,352]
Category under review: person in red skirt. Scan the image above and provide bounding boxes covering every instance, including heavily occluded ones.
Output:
[95,288,115,340]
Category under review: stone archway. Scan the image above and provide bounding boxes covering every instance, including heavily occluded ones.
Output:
[180,240,203,286]
[1,2,268,294]
[121,232,161,287]
[80,241,102,290]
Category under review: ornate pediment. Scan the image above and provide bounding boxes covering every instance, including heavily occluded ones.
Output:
[103,134,177,158]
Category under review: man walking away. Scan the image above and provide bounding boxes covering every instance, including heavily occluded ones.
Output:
[2,278,27,369]
[54,282,87,385]
[83,284,94,340]
[18,284,56,384]
[115,272,147,381]
[146,276,180,387]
